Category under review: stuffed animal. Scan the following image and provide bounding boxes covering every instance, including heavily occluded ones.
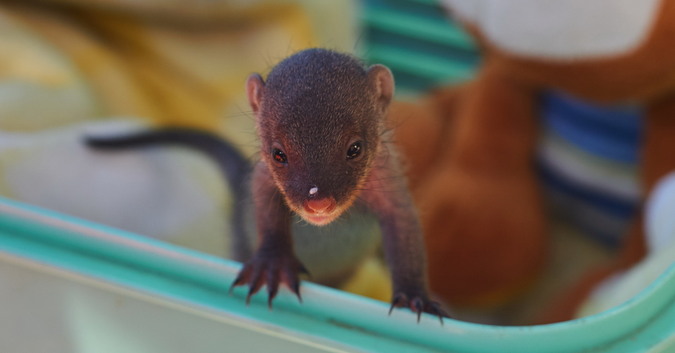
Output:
[391,82,548,321]
[391,0,675,322]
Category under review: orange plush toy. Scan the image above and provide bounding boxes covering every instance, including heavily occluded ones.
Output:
[392,0,675,322]
[391,79,548,319]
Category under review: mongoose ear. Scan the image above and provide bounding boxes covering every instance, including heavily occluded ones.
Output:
[246,73,265,115]
[367,64,395,112]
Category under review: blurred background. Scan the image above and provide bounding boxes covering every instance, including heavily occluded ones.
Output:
[0,0,477,137]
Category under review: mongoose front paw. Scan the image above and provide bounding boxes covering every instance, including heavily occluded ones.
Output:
[389,291,449,324]
[230,253,308,308]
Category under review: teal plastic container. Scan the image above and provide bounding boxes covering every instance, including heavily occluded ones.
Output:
[0,197,673,352]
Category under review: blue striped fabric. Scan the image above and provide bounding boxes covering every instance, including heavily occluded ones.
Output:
[538,91,644,248]
[541,92,643,163]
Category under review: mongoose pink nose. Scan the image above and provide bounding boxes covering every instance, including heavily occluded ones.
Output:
[305,197,336,214]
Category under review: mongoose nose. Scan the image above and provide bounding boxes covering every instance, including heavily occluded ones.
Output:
[305,197,336,214]
[309,186,319,196]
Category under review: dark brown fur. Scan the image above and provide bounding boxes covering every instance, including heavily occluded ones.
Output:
[231,48,446,321]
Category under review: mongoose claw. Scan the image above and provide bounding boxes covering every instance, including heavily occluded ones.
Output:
[389,292,449,325]
[230,253,308,308]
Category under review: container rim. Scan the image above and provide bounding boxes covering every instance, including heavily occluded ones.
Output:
[0,197,672,352]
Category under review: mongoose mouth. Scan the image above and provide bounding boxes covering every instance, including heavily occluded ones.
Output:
[298,197,340,226]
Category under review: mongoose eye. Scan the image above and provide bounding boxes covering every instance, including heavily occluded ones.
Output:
[272,148,288,164]
[346,141,363,160]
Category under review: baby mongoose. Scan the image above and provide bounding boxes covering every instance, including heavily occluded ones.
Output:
[84,48,445,322]
[236,48,446,321]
